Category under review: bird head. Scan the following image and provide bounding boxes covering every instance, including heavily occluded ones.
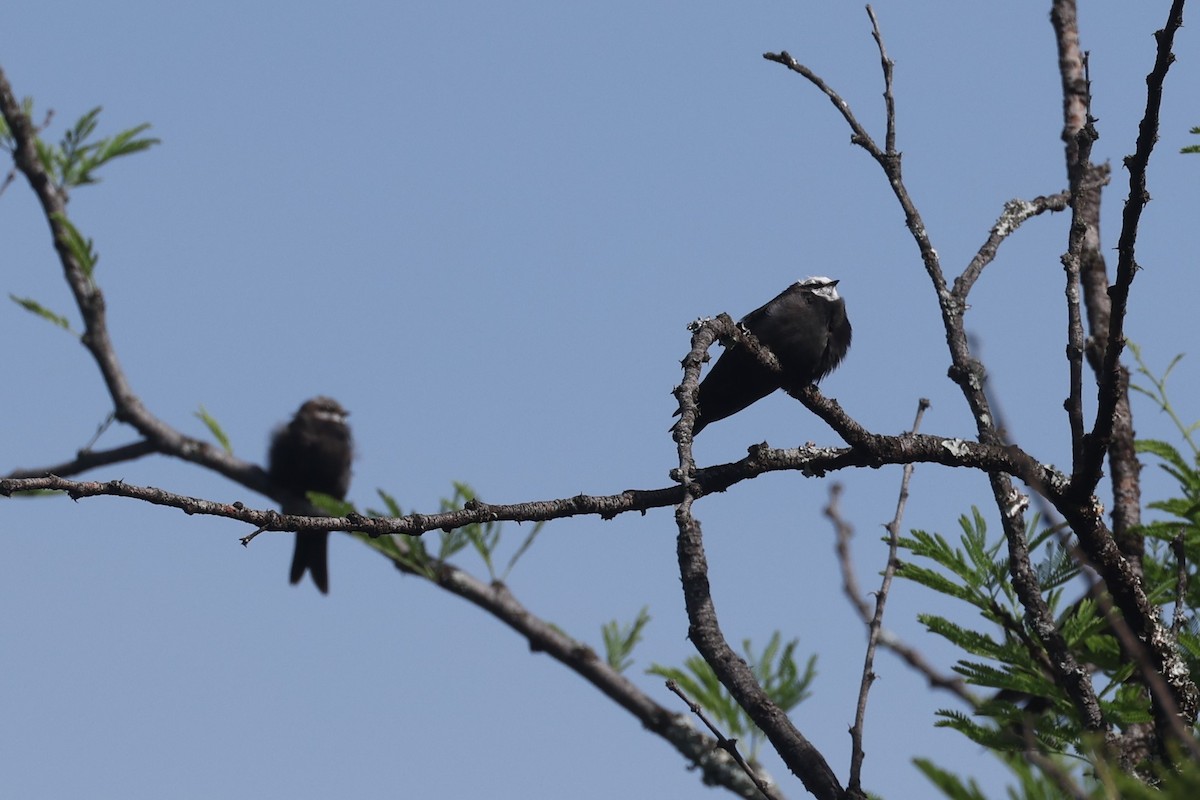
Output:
[296,396,349,426]
[798,276,841,302]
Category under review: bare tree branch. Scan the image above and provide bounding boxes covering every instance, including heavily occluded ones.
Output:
[767,6,1108,735]
[831,480,974,701]
[672,323,844,799]
[1072,0,1186,497]
[5,440,156,479]
[847,398,928,796]
[665,680,783,800]
[0,66,272,496]
[954,192,1071,300]
[0,430,1075,536]
[865,5,895,156]
[1050,0,1198,731]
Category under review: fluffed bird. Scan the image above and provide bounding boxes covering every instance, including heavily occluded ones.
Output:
[267,396,353,594]
[677,277,851,435]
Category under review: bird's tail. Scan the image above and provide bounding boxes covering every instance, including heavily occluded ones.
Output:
[290,531,330,594]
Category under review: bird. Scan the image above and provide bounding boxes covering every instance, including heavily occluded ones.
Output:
[267,396,353,594]
[676,276,851,435]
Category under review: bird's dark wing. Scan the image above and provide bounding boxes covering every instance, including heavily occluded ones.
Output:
[752,289,831,385]
[818,299,851,381]
[690,344,780,434]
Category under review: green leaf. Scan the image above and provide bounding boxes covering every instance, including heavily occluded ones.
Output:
[50,213,99,278]
[8,294,72,331]
[51,107,159,189]
[306,492,353,517]
[913,758,991,800]
[437,483,492,569]
[649,634,815,763]
[894,560,975,603]
[373,488,403,517]
[92,123,158,163]
[1137,439,1192,476]
[501,519,545,581]
[601,606,651,673]
[193,404,233,454]
[919,615,1004,659]
[1183,126,1200,154]
[363,487,436,576]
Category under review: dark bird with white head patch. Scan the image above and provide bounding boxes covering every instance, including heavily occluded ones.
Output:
[676,277,851,435]
[268,396,353,594]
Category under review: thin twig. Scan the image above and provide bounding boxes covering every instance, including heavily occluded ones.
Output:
[847,398,928,795]
[4,439,157,479]
[1171,531,1188,636]
[954,192,1071,301]
[664,680,781,800]
[761,50,882,161]
[829,489,974,698]
[829,484,871,622]
[865,5,895,156]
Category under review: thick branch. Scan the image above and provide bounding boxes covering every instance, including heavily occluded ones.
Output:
[1,431,1072,536]
[673,322,845,798]
[1050,0,1197,732]
[1073,0,1185,495]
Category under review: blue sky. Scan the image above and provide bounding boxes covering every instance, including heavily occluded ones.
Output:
[3,2,1199,797]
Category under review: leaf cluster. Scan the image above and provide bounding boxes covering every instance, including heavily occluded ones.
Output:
[36,106,157,192]
[359,483,544,582]
[903,351,1200,797]
[1129,346,1200,658]
[897,510,1145,757]
[6,105,155,332]
[602,606,651,673]
[648,632,816,764]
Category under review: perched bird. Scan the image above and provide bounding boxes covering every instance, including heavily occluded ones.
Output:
[678,277,851,435]
[267,397,353,594]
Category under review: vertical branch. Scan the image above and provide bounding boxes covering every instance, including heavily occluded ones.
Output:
[865,5,895,156]
[1068,0,1186,499]
[1048,1,1144,571]
[1050,0,1198,736]
[1092,0,1186,566]
[847,399,928,795]
[672,321,846,800]
[1059,51,1097,473]
[997,474,1107,733]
